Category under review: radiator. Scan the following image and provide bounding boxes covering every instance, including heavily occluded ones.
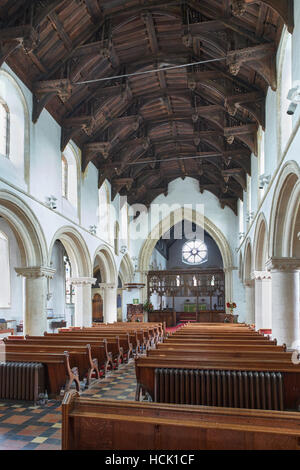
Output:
[0,362,45,404]
[154,368,284,411]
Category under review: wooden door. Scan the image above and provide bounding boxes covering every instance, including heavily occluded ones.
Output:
[92,293,103,322]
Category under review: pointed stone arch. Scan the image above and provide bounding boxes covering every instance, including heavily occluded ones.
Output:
[253,212,269,271]
[93,244,118,323]
[0,189,47,267]
[118,252,134,285]
[269,160,300,257]
[93,244,117,284]
[48,226,92,278]
[243,238,253,283]
[138,206,234,307]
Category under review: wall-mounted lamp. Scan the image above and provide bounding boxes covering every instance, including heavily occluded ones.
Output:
[287,84,300,115]
[88,225,97,235]
[45,196,57,210]
[246,211,255,223]
[120,245,127,254]
[259,174,271,189]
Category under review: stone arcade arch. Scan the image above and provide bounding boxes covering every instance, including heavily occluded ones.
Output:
[253,214,272,331]
[138,207,234,312]
[266,161,300,347]
[49,227,93,327]
[269,161,300,258]
[93,245,118,323]
[0,190,49,335]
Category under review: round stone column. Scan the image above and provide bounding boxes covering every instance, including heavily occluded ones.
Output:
[100,283,117,323]
[71,277,96,327]
[244,280,255,325]
[266,258,300,348]
[251,271,272,331]
[15,266,56,336]
[224,266,234,314]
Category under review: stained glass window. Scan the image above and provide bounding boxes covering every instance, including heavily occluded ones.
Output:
[182,240,207,265]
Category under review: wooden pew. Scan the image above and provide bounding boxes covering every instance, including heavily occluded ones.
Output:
[54,330,140,356]
[45,333,127,369]
[7,336,109,378]
[67,327,155,351]
[164,337,278,345]
[50,331,135,363]
[62,391,300,450]
[156,343,286,352]
[3,351,80,397]
[3,341,98,387]
[134,355,300,410]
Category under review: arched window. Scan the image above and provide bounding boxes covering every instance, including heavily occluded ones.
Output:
[61,144,78,208]
[279,31,292,154]
[182,240,208,265]
[239,199,244,239]
[0,100,9,157]
[62,155,68,198]
[98,182,110,241]
[0,231,11,308]
[114,221,119,255]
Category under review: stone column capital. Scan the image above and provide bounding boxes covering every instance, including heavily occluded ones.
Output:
[223,266,238,273]
[266,257,300,273]
[15,266,56,279]
[99,282,117,290]
[251,270,272,280]
[70,277,96,286]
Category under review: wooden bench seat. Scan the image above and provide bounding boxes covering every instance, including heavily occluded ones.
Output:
[134,355,300,409]
[43,333,130,369]
[62,391,300,450]
[3,341,98,388]
[55,329,145,354]
[62,327,156,350]
[3,351,80,397]
[49,331,137,358]
[164,337,278,345]
[156,343,286,352]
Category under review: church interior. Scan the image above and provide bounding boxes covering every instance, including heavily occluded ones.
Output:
[0,0,299,451]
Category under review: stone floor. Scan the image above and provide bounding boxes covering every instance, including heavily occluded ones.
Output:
[0,358,137,450]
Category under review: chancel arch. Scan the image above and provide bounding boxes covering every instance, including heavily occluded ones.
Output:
[138,207,234,315]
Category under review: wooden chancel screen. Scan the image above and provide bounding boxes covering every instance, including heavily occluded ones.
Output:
[147,269,225,322]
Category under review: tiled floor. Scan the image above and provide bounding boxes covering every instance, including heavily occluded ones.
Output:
[0,358,137,450]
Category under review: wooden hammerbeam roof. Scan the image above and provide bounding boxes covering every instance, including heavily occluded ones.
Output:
[0,0,293,214]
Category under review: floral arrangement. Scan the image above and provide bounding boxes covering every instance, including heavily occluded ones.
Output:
[226,302,237,313]
[143,300,154,313]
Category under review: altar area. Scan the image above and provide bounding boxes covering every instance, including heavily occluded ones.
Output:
[147,269,237,327]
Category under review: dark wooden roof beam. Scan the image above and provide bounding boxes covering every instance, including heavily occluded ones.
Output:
[244,0,294,33]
